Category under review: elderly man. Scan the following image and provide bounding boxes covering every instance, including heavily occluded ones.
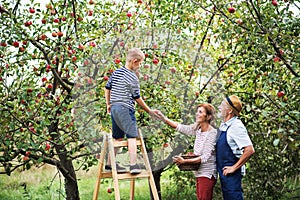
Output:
[216,95,255,200]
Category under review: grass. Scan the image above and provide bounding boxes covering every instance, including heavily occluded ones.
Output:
[0,164,163,200]
[2,162,298,199]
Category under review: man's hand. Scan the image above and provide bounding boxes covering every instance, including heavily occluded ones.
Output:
[222,166,236,176]
[106,104,111,115]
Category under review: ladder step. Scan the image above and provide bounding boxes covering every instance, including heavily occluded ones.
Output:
[100,171,151,179]
[113,139,142,147]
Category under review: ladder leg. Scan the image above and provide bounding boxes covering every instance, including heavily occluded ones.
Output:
[93,135,107,200]
[130,178,135,200]
[108,135,121,200]
[138,131,160,200]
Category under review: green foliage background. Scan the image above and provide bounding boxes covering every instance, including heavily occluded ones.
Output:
[0,0,299,199]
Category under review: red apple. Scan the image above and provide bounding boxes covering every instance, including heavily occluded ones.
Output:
[41,19,47,24]
[153,58,159,65]
[163,143,169,147]
[42,77,48,82]
[77,17,83,22]
[24,21,32,27]
[37,93,42,99]
[22,41,28,45]
[195,91,199,96]
[143,74,149,81]
[25,151,31,156]
[279,49,284,55]
[52,32,58,37]
[57,31,64,37]
[115,59,121,64]
[89,41,96,47]
[103,76,109,81]
[144,64,150,68]
[84,60,89,65]
[170,67,176,73]
[53,18,60,23]
[0,42,7,47]
[29,127,36,133]
[119,41,125,47]
[23,156,29,161]
[19,47,25,52]
[27,88,33,93]
[50,9,56,15]
[13,41,19,47]
[137,0,143,4]
[144,53,149,57]
[72,56,77,62]
[61,16,67,21]
[187,152,194,156]
[46,64,51,72]
[236,19,243,25]
[20,127,24,132]
[126,12,132,18]
[78,44,85,50]
[29,7,35,14]
[87,10,93,16]
[45,143,51,151]
[273,57,280,62]
[272,0,278,6]
[46,3,53,9]
[107,188,112,193]
[89,0,95,5]
[40,34,47,41]
[165,81,170,85]
[228,7,236,13]
[47,84,53,89]
[277,91,285,98]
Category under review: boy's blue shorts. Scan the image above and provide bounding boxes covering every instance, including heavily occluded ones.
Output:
[110,104,138,139]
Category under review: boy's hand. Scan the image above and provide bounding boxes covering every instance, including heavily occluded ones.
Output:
[148,109,161,120]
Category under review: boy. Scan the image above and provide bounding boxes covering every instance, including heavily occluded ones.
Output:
[105,48,158,174]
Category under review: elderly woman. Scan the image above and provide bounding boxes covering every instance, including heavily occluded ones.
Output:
[157,103,218,200]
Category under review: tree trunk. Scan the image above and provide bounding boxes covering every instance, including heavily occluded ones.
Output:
[63,160,80,200]
[50,121,80,200]
[151,169,163,200]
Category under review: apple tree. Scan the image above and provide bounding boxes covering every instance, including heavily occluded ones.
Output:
[189,0,300,198]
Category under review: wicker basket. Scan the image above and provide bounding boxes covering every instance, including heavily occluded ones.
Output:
[177,155,200,171]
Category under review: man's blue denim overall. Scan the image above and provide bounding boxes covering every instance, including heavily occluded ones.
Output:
[216,126,244,200]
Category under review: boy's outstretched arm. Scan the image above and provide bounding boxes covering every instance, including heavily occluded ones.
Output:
[135,97,158,118]
[105,88,111,114]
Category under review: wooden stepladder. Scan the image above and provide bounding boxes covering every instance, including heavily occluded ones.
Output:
[93,131,159,200]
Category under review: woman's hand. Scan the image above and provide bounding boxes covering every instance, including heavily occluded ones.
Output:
[156,110,167,122]
[173,156,185,165]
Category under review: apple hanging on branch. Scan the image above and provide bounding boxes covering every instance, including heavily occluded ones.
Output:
[277,91,285,98]
[228,7,236,14]
[107,187,113,193]
[272,0,278,6]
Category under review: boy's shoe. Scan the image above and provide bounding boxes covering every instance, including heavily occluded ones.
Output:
[130,164,142,174]
[105,164,126,173]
